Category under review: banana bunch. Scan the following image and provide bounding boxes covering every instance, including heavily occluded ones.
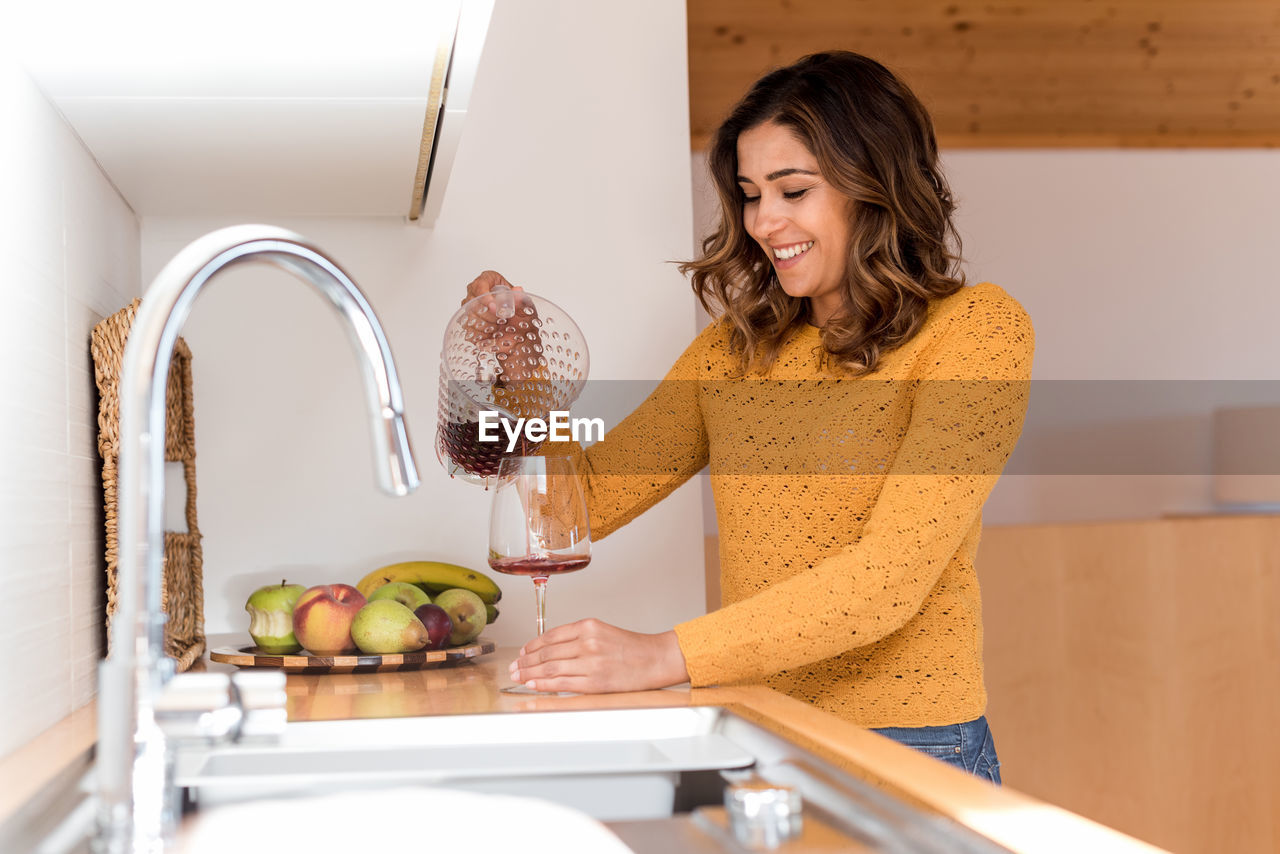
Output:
[356,560,502,624]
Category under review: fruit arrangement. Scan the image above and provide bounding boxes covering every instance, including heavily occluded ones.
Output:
[244,561,501,656]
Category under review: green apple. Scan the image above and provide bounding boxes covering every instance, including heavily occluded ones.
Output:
[433,588,487,646]
[245,581,307,653]
[367,581,432,612]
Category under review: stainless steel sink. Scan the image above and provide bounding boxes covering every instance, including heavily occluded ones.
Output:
[173,706,1012,853]
[175,707,752,820]
[12,706,1015,853]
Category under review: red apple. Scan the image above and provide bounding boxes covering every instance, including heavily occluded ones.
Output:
[292,584,367,655]
[413,603,454,651]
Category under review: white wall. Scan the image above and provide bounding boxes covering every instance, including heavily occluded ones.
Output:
[139,0,706,643]
[692,149,1280,526]
[0,61,140,759]
[948,150,1280,523]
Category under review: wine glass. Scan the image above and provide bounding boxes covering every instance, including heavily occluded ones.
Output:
[488,455,591,691]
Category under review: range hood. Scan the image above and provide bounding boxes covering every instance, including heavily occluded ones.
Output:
[17,1,493,225]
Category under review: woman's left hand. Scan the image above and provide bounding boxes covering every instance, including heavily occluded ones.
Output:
[509,619,690,694]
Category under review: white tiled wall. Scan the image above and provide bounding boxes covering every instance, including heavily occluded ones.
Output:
[0,61,139,760]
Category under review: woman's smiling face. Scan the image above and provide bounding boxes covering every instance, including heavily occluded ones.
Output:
[737,120,853,327]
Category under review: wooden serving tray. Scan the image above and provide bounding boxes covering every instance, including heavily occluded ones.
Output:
[209,637,496,673]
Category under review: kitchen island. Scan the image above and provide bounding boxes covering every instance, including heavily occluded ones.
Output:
[2,636,1166,853]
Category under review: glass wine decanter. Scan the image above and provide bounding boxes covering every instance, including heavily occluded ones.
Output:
[435,285,589,485]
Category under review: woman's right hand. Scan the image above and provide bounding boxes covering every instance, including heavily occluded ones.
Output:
[460,271,540,385]
[461,269,523,307]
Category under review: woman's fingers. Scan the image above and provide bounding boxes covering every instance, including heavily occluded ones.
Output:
[457,269,543,386]
[462,270,519,305]
[458,272,531,360]
[509,648,583,687]
[523,676,595,694]
[517,654,580,681]
[519,618,600,655]
[517,641,579,671]
[510,619,670,694]
[473,269,513,294]
[506,620,688,694]
[514,621,595,671]
[510,620,604,684]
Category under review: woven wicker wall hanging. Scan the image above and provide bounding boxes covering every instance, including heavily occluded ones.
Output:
[91,298,205,672]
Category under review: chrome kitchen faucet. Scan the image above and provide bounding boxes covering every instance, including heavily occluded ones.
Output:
[95,226,420,853]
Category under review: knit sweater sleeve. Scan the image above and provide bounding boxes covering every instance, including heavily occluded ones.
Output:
[673,293,1034,686]
[548,322,716,540]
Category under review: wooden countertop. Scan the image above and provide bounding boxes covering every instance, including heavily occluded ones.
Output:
[201,635,1164,854]
[3,635,1168,854]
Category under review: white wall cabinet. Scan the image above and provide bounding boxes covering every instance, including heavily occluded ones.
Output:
[18,1,492,223]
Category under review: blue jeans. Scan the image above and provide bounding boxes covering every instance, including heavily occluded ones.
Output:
[870,715,1002,784]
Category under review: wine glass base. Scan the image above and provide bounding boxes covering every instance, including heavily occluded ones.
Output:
[500,684,578,696]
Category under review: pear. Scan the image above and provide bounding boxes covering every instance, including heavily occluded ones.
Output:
[367,581,432,611]
[350,600,430,654]
[433,588,487,646]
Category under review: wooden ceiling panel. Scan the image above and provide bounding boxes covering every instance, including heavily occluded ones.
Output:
[687,0,1280,148]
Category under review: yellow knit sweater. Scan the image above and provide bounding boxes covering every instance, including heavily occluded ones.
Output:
[563,282,1033,727]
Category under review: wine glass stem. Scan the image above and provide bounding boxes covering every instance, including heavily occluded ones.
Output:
[533,576,548,636]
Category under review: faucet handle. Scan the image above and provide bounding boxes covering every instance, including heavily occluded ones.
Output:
[153,673,240,743]
[231,670,288,743]
[152,671,286,744]
[153,673,234,713]
[722,771,804,849]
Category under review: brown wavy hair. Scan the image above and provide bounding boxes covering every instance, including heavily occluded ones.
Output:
[680,51,965,375]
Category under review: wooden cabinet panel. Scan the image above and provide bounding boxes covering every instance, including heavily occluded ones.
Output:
[977,515,1280,853]
[703,516,1279,851]
[688,0,1280,148]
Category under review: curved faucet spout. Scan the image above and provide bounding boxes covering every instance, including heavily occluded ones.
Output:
[96,225,420,852]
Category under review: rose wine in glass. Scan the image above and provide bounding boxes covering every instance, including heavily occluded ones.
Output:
[488,456,590,692]
[486,555,591,577]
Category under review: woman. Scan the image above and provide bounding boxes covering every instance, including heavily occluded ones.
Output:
[468,51,1032,782]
